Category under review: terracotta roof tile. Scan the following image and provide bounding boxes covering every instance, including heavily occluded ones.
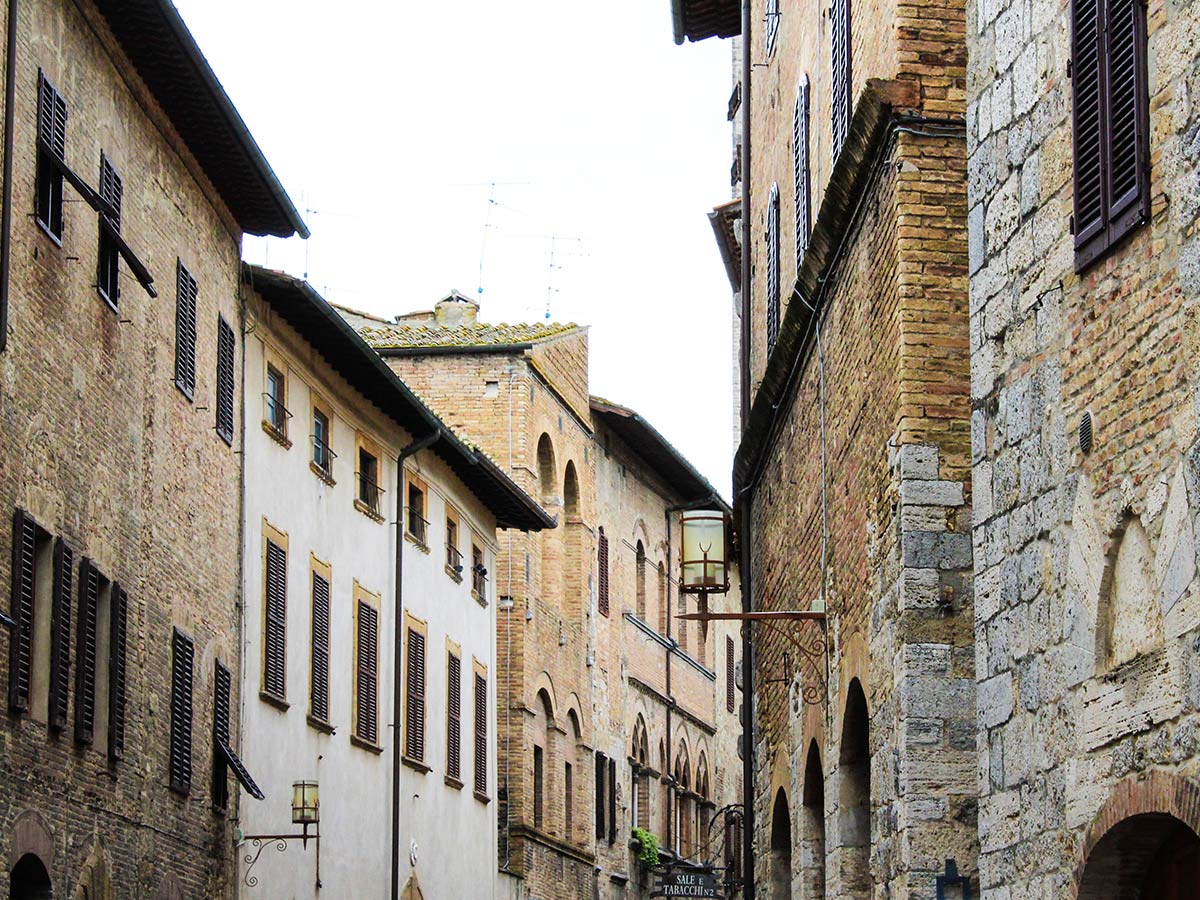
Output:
[360,321,580,350]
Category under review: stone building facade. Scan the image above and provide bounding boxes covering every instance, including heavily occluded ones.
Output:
[673,0,977,896]
[966,0,1200,881]
[343,295,744,900]
[0,1,305,897]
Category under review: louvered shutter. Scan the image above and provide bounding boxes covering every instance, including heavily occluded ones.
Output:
[597,531,609,617]
[1071,0,1106,253]
[73,558,99,745]
[595,753,606,838]
[473,671,487,794]
[212,660,231,809]
[170,629,194,794]
[608,756,617,844]
[174,262,197,398]
[36,71,66,238]
[405,629,426,760]
[447,653,462,780]
[310,573,330,723]
[263,540,287,700]
[216,316,236,445]
[48,537,72,730]
[97,154,122,305]
[726,636,736,713]
[766,185,781,354]
[37,71,66,160]
[355,601,379,745]
[1103,0,1149,238]
[107,584,128,760]
[795,76,812,270]
[8,509,37,712]
[831,0,853,159]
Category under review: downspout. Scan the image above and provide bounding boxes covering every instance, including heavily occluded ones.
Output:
[390,428,441,900]
[665,509,674,855]
[0,0,19,353]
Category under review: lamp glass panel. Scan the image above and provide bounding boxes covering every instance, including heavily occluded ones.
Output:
[681,510,727,589]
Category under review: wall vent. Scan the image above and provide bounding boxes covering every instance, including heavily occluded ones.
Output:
[1079,411,1094,456]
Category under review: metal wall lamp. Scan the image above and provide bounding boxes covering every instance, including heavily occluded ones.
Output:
[935,858,971,899]
[242,780,321,890]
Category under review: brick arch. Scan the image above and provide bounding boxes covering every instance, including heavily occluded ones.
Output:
[1073,770,1200,897]
[528,671,559,724]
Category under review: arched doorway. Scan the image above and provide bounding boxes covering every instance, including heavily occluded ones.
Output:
[770,788,792,899]
[801,740,826,899]
[838,678,870,896]
[1078,813,1200,900]
[10,854,52,900]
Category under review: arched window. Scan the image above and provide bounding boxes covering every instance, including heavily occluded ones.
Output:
[565,709,581,844]
[635,540,646,619]
[532,689,554,833]
[631,716,650,830]
[696,753,712,860]
[770,789,793,899]
[1077,813,1200,898]
[657,561,668,634]
[10,854,53,900]
[839,680,870,896]
[674,742,692,857]
[802,741,827,899]
[563,461,583,618]
[536,435,562,609]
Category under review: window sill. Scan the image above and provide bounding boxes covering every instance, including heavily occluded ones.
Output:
[97,289,118,314]
[474,790,491,805]
[35,217,63,248]
[306,714,335,735]
[472,590,487,608]
[445,566,464,583]
[259,690,289,712]
[444,775,464,791]
[402,754,431,774]
[404,532,430,553]
[354,499,385,523]
[261,420,292,449]
[309,462,335,486]
[350,735,383,755]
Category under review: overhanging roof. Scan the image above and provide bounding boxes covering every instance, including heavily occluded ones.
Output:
[94,1,308,238]
[245,265,553,532]
[590,397,730,512]
[709,198,742,291]
[671,0,741,44]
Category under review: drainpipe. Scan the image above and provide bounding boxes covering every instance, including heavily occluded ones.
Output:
[390,428,441,900]
[0,0,19,353]
[665,509,674,855]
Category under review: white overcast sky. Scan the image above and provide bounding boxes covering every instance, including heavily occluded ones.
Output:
[174,1,737,495]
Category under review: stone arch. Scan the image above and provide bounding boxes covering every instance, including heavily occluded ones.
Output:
[1096,512,1163,670]
[631,713,651,829]
[770,788,794,900]
[531,687,556,834]
[528,672,559,723]
[10,811,54,871]
[71,841,113,900]
[801,740,827,899]
[1077,813,1200,899]
[838,678,870,897]
[563,461,584,619]
[536,433,557,504]
[10,854,52,900]
[635,539,647,620]
[564,708,582,844]
[695,752,712,860]
[536,433,562,609]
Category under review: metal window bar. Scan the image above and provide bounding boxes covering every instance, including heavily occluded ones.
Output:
[356,471,384,515]
[263,393,292,439]
[446,543,463,573]
[472,563,488,597]
[407,509,429,545]
[311,434,337,473]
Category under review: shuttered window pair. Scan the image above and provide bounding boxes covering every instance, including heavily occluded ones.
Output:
[831,0,853,160]
[36,70,66,240]
[404,626,427,761]
[74,558,128,761]
[447,652,462,782]
[355,600,380,746]
[766,184,781,354]
[597,528,610,617]
[593,752,618,843]
[263,537,287,701]
[8,510,47,715]
[1070,0,1149,269]
[96,154,123,307]
[473,669,487,797]
[794,76,812,271]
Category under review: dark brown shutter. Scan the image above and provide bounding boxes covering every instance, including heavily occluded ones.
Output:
[310,572,330,723]
[37,71,66,159]
[216,315,236,445]
[473,671,487,794]
[595,753,606,838]
[174,262,197,399]
[263,539,287,700]
[794,75,811,270]
[1071,0,1106,252]
[831,0,852,159]
[8,509,37,712]
[35,71,66,238]
[355,601,379,744]
[212,660,231,809]
[169,628,194,794]
[405,629,426,760]
[766,184,781,354]
[447,653,462,781]
[48,537,73,730]
[608,756,617,844]
[726,636,736,713]
[73,558,99,744]
[97,154,122,305]
[597,530,609,617]
[107,584,128,760]
[533,745,544,828]
[1103,0,1149,235]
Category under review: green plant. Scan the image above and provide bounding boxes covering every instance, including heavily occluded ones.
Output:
[631,827,660,867]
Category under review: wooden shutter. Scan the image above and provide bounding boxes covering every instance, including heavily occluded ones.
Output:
[48,537,72,730]
[1104,0,1148,227]
[174,261,198,398]
[8,509,37,712]
[447,653,462,781]
[73,558,99,744]
[404,628,426,760]
[263,539,287,700]
[473,671,487,794]
[533,745,544,828]
[597,531,609,617]
[595,753,606,838]
[1072,0,1106,254]
[97,154,122,305]
[310,572,330,723]
[107,584,128,760]
[794,76,812,271]
[36,71,66,238]
[169,628,194,794]
[726,636,736,713]
[212,660,231,809]
[355,601,379,745]
[831,0,853,159]
[766,184,781,354]
[608,756,617,844]
[37,71,66,159]
[216,315,236,445]
[637,772,650,830]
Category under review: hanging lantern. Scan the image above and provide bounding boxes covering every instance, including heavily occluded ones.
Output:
[291,781,320,825]
[680,509,730,594]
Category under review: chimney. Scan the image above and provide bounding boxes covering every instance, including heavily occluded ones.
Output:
[435,290,480,327]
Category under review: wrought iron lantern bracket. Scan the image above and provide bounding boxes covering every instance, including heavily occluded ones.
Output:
[241,822,320,890]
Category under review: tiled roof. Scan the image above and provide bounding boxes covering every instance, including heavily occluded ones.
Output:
[360,321,580,350]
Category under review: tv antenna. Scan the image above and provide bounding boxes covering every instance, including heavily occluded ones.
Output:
[456,181,531,297]
[544,235,587,321]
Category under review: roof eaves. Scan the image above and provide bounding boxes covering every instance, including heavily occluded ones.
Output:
[708,199,742,291]
[374,343,535,357]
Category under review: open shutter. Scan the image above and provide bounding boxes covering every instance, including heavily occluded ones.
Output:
[405,629,426,760]
[447,653,462,780]
[795,76,812,270]
[597,531,609,617]
[310,572,330,723]
[263,540,287,700]
[97,154,123,305]
[1071,0,1107,257]
[107,584,128,760]
[8,510,37,712]
[355,601,379,745]
[35,71,66,238]
[174,262,197,398]
[73,558,99,744]
[766,184,781,354]
[216,315,236,445]
[608,756,617,844]
[595,753,606,838]
[169,629,194,794]
[831,0,852,159]
[474,671,487,795]
[212,660,231,809]
[1104,0,1149,235]
[48,537,73,730]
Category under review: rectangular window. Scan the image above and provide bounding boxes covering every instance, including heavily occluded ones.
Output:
[446,650,462,783]
[73,558,111,747]
[311,405,334,481]
[106,583,128,761]
[169,628,194,794]
[96,154,122,308]
[595,752,607,838]
[445,514,462,575]
[354,590,380,746]
[47,536,73,732]
[727,636,737,713]
[831,0,852,160]
[473,663,487,798]
[264,364,289,441]
[533,745,544,829]
[403,615,427,763]
[356,438,383,519]
[174,262,198,400]
[309,558,331,726]
[216,315,236,446]
[35,70,66,241]
[597,529,609,617]
[1071,0,1150,269]
[565,761,574,836]
[8,509,50,715]
[608,756,617,844]
[262,525,288,703]
[471,543,487,599]
[406,477,428,545]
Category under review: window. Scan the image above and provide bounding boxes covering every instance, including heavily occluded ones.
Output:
[96,154,122,308]
[595,753,607,839]
[174,262,198,400]
[264,364,289,442]
[1071,0,1149,269]
[72,558,111,748]
[765,0,780,56]
[533,745,545,829]
[311,405,335,481]
[262,525,288,704]
[727,636,737,713]
[209,660,263,808]
[597,528,609,617]
[565,762,574,836]
[635,540,646,619]
[447,650,462,783]
[106,582,129,760]
[794,75,812,272]
[356,437,384,520]
[48,537,72,732]
[35,71,66,241]
[446,512,462,577]
[406,477,428,545]
[169,628,194,794]
[216,315,236,446]
[831,0,853,160]
[403,614,427,764]
[471,543,487,600]
[354,589,380,747]
[657,562,668,634]
[473,663,488,799]
[309,559,331,727]
[766,183,781,354]
[8,509,50,716]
